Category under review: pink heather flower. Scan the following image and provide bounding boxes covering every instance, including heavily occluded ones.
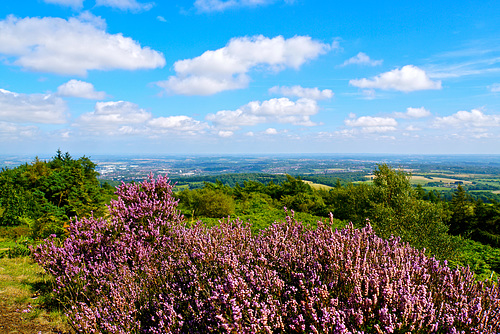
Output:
[32,175,500,333]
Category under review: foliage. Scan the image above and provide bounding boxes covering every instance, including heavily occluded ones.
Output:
[176,164,499,264]
[177,186,235,218]
[450,236,500,282]
[321,165,455,260]
[301,172,368,186]
[171,173,289,189]
[0,237,32,258]
[445,186,500,248]
[0,150,113,239]
[34,175,500,333]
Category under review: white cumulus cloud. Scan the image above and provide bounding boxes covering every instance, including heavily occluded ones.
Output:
[345,115,397,133]
[77,101,210,136]
[269,85,333,100]
[148,116,208,134]
[394,107,431,119]
[57,80,107,99]
[349,65,442,92]
[0,15,165,75]
[341,52,382,66]
[405,125,421,131]
[206,97,320,130]
[434,109,500,128]
[217,130,234,137]
[0,88,67,124]
[76,101,152,135]
[264,127,278,135]
[158,35,332,95]
[0,122,39,139]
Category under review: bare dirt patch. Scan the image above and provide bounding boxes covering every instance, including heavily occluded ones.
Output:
[0,301,61,334]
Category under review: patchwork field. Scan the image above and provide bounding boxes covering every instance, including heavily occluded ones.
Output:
[410,175,473,185]
[303,180,333,190]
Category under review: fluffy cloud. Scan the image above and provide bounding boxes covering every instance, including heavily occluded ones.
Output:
[349,65,442,92]
[269,85,333,100]
[218,130,234,137]
[0,89,67,124]
[345,115,397,133]
[405,125,421,131]
[57,80,107,99]
[0,122,39,139]
[148,116,208,134]
[264,128,278,135]
[206,97,319,130]
[341,52,382,66]
[394,107,431,119]
[334,129,355,138]
[161,75,249,96]
[43,0,84,8]
[489,83,500,93]
[194,0,291,12]
[95,0,154,11]
[0,15,165,75]
[434,109,500,128]
[77,101,210,136]
[159,35,332,95]
[76,101,152,135]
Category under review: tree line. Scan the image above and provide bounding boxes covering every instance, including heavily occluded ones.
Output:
[0,150,114,239]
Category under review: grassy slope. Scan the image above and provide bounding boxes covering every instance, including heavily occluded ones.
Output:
[0,256,70,333]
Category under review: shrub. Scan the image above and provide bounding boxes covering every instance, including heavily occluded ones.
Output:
[33,175,500,333]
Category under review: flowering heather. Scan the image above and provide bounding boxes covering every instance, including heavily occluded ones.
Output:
[33,175,500,333]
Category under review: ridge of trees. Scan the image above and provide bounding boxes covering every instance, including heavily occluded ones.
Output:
[0,150,114,239]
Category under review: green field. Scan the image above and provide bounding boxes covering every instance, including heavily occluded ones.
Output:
[0,256,69,332]
[303,180,333,190]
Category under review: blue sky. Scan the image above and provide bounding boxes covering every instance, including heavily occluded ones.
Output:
[0,0,499,155]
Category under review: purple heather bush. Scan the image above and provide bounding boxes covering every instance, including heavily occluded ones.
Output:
[33,175,500,333]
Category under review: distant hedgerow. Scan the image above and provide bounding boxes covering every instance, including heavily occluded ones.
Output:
[33,175,500,333]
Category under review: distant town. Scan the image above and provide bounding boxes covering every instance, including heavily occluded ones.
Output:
[2,153,500,185]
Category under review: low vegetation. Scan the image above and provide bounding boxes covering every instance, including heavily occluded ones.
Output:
[33,175,500,333]
[0,152,499,331]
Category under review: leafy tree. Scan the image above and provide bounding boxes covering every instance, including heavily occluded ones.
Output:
[323,182,376,225]
[369,165,455,259]
[447,184,475,236]
[178,187,235,219]
[0,151,112,239]
[470,200,500,247]
[320,164,455,259]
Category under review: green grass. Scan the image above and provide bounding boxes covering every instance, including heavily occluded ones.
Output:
[303,180,333,190]
[0,257,42,305]
[0,256,70,331]
[0,239,17,250]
